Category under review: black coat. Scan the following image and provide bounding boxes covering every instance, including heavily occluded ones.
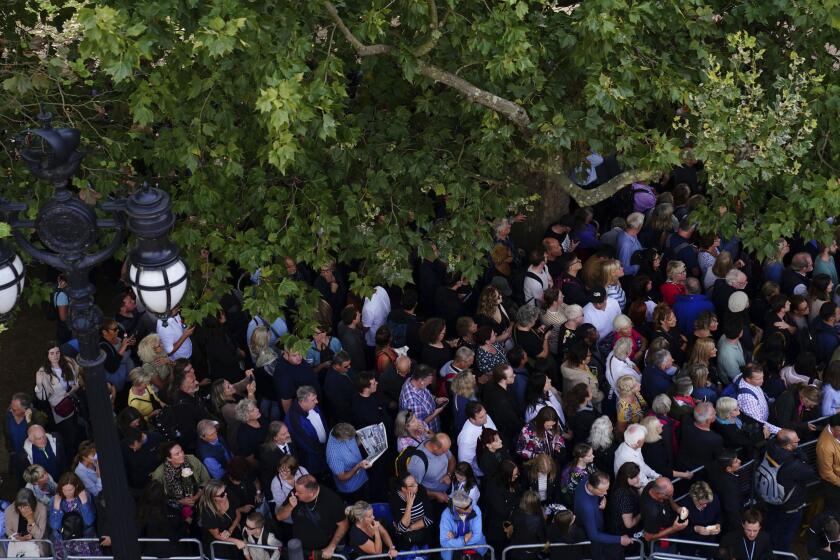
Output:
[480,477,520,542]
[510,511,546,560]
[483,383,524,446]
[676,422,723,470]
[770,388,820,438]
[707,465,744,533]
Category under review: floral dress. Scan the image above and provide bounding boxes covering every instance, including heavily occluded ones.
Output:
[475,342,508,375]
[515,422,566,460]
[616,394,648,426]
[559,463,596,507]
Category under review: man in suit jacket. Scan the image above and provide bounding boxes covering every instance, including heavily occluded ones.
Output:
[286,386,329,482]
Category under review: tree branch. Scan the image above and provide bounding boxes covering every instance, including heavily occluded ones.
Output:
[551,168,655,206]
[323,0,531,130]
[323,1,391,56]
[417,64,530,129]
[413,0,439,57]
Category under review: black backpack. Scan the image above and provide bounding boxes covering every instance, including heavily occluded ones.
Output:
[60,510,85,540]
[394,443,429,477]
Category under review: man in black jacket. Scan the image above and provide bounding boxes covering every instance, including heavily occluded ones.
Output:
[758,429,819,552]
[720,508,774,560]
[677,402,724,470]
[482,364,523,448]
[707,450,744,533]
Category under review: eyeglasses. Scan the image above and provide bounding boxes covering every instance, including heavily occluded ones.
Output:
[245,525,258,531]
[216,490,228,499]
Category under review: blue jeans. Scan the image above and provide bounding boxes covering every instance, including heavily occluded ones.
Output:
[765,505,803,551]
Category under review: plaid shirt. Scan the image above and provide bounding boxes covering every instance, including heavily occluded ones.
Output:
[400,381,439,432]
[737,379,780,434]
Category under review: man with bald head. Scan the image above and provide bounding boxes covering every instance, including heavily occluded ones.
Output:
[17,424,65,481]
[380,354,413,412]
[759,428,819,551]
[407,433,455,504]
[640,477,688,549]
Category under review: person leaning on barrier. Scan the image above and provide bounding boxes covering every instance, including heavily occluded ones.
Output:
[573,470,632,560]
[346,500,398,559]
[639,477,688,549]
[4,487,48,557]
[439,490,487,560]
[242,511,282,560]
[276,474,348,559]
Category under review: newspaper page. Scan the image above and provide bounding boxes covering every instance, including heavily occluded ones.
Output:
[357,422,388,465]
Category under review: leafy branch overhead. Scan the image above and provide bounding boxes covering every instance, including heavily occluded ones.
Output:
[0,0,837,334]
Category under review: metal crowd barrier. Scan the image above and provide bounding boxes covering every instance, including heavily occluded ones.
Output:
[66,537,203,560]
[651,537,801,560]
[357,544,495,560]
[211,540,285,560]
[0,538,54,559]
[502,540,643,560]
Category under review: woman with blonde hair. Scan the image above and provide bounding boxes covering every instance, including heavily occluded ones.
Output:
[639,416,693,481]
[127,367,166,420]
[660,260,688,306]
[138,333,174,391]
[248,326,281,421]
[450,369,478,432]
[615,375,647,434]
[683,481,721,548]
[346,501,398,558]
[687,337,718,380]
[198,480,251,555]
[599,259,627,310]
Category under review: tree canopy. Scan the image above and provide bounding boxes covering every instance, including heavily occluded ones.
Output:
[1,0,839,334]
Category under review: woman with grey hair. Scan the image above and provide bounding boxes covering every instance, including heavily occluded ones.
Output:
[588,415,617,475]
[326,423,370,503]
[235,398,266,466]
[4,487,48,556]
[513,304,552,365]
[606,336,641,396]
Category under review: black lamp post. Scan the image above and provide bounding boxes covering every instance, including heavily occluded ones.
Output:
[0,108,188,560]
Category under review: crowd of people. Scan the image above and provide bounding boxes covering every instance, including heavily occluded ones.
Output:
[5,172,840,560]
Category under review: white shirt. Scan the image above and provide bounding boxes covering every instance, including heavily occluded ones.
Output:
[307,409,328,443]
[157,313,192,360]
[614,442,659,486]
[606,352,641,394]
[523,265,553,305]
[582,299,621,339]
[457,416,497,476]
[525,391,565,424]
[362,286,391,347]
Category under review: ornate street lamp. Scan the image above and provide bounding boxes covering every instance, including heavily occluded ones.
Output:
[0,107,188,560]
